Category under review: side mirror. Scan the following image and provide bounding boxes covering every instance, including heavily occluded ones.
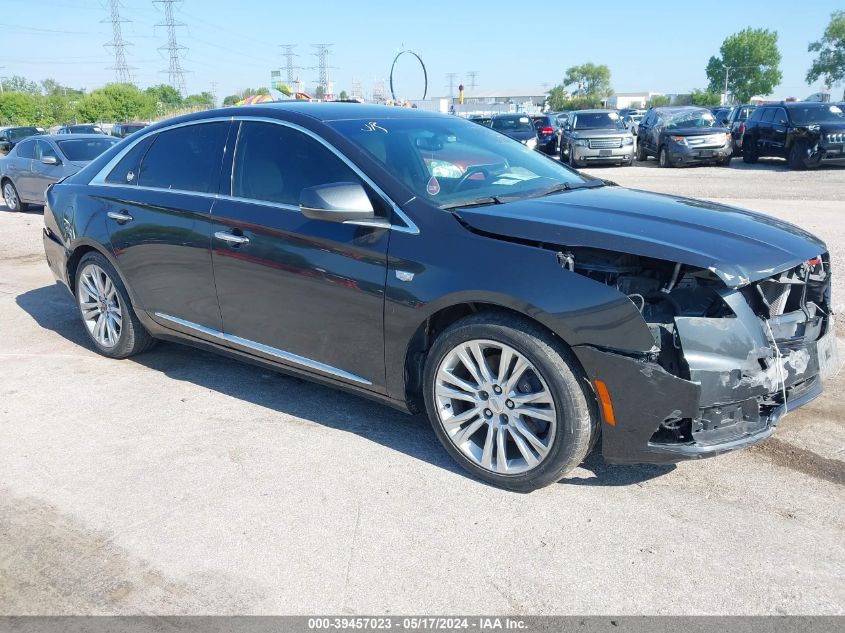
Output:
[41,155,60,165]
[300,182,378,225]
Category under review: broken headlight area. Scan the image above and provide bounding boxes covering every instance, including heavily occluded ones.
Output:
[566,249,834,460]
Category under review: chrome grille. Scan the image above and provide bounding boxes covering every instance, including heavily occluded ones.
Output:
[686,134,727,147]
[826,132,844,145]
[588,137,621,149]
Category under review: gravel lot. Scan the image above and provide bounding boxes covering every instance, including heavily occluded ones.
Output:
[1,159,844,615]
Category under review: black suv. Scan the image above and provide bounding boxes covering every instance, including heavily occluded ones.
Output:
[530,114,561,155]
[0,126,47,155]
[742,102,845,169]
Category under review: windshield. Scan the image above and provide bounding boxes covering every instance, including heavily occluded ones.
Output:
[788,104,844,125]
[665,110,717,129]
[123,124,146,134]
[328,116,588,208]
[491,116,533,132]
[7,127,43,142]
[572,112,625,130]
[57,138,118,162]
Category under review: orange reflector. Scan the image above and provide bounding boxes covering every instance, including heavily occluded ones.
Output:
[594,380,616,426]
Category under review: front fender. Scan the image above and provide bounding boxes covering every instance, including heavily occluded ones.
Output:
[383,202,655,402]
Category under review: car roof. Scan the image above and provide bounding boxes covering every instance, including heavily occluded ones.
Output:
[572,109,615,114]
[40,134,119,141]
[653,106,709,113]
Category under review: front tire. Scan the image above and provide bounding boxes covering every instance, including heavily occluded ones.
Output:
[2,180,24,212]
[658,146,673,168]
[635,141,647,162]
[423,313,595,492]
[742,137,759,163]
[75,252,155,359]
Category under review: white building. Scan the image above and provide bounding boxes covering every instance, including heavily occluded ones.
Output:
[607,92,664,109]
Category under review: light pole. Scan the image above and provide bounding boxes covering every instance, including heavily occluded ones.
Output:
[723,65,760,105]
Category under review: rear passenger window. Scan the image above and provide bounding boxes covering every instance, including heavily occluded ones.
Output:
[106,135,154,185]
[138,122,228,193]
[16,140,36,159]
[231,121,363,207]
[760,109,775,123]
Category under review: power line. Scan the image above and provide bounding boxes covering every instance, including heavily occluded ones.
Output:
[445,72,457,97]
[153,0,188,95]
[466,71,479,91]
[103,0,134,83]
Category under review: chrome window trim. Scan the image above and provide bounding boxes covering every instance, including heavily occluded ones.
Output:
[89,114,420,235]
[154,312,372,386]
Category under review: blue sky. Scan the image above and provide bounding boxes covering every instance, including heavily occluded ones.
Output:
[4,0,842,102]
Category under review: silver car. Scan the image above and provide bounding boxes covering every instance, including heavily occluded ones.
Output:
[1,134,118,211]
[560,109,635,167]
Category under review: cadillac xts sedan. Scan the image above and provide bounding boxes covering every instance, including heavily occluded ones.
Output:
[42,103,836,491]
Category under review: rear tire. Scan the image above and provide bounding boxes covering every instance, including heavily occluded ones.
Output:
[74,251,155,359]
[423,313,595,492]
[2,180,24,212]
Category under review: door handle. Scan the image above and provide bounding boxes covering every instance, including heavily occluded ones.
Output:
[214,230,250,246]
[107,210,133,224]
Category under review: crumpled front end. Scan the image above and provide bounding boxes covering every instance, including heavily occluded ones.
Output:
[569,250,837,464]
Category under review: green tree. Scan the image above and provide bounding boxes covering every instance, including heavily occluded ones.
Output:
[2,75,40,96]
[806,11,845,100]
[145,84,184,109]
[222,94,240,106]
[314,85,326,100]
[183,92,215,108]
[339,90,349,100]
[563,63,612,99]
[41,78,84,98]
[647,95,671,108]
[705,28,782,103]
[689,89,722,106]
[0,92,39,125]
[77,84,154,123]
[546,85,569,111]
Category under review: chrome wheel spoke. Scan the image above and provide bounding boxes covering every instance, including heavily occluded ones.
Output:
[434,338,557,475]
[77,263,122,349]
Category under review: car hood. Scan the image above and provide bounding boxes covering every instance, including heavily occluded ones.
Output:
[454,186,826,287]
[497,129,536,140]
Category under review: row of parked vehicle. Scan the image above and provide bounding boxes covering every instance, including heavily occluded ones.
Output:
[469,101,845,171]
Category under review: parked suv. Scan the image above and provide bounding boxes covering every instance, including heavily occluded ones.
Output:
[723,104,756,153]
[531,114,561,155]
[559,109,634,167]
[111,122,148,138]
[742,102,845,170]
[636,106,732,167]
[57,124,106,135]
[0,126,47,155]
[491,114,538,149]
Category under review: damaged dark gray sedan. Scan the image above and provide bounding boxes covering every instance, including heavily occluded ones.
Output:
[42,104,837,491]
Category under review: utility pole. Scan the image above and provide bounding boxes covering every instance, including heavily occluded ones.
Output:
[153,0,188,95]
[210,81,218,106]
[103,0,134,83]
[445,72,457,98]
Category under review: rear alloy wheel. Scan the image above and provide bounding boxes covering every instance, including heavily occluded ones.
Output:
[658,146,673,168]
[75,252,155,359]
[424,314,594,492]
[2,180,23,212]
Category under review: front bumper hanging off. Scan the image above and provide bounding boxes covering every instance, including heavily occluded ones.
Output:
[571,286,837,465]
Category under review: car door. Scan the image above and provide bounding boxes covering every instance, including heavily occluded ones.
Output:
[210,120,390,390]
[96,120,232,333]
[769,107,789,155]
[756,108,775,153]
[9,139,37,201]
[28,140,64,203]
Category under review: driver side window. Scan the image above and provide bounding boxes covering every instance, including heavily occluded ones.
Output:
[231,121,367,209]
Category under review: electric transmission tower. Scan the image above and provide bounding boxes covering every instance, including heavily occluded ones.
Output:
[466,71,479,91]
[445,72,457,97]
[103,0,134,83]
[310,44,335,98]
[153,0,188,95]
[279,44,302,86]
[350,79,362,100]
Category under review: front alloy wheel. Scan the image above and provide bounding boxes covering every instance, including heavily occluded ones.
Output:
[434,339,557,474]
[423,314,595,491]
